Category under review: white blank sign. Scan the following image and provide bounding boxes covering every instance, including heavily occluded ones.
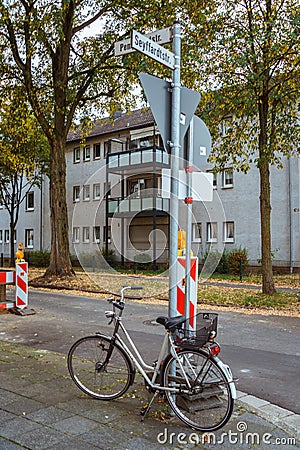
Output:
[161,169,213,202]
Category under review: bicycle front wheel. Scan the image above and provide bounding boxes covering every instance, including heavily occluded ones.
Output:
[68,335,133,400]
[163,349,233,431]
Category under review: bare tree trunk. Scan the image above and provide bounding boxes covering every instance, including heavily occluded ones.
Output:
[258,91,276,295]
[9,187,16,267]
[259,159,276,294]
[9,220,15,267]
[45,137,74,277]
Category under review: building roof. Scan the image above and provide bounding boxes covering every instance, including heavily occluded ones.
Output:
[67,108,154,143]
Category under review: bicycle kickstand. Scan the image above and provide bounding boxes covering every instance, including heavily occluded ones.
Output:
[140,390,159,421]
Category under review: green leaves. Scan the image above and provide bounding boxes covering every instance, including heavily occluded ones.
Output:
[181,0,299,172]
[0,84,49,181]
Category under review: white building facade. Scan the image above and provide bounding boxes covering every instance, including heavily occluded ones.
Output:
[0,109,299,272]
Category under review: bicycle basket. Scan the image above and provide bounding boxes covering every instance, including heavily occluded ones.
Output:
[174,312,218,349]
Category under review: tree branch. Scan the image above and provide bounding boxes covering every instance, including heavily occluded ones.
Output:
[72,5,113,35]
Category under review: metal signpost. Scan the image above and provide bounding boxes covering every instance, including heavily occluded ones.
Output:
[184,116,212,323]
[169,21,181,318]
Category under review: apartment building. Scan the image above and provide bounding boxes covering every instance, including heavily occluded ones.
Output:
[0,108,299,271]
[0,176,50,257]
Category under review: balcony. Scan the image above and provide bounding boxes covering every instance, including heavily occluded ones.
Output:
[108,195,170,217]
[107,147,169,173]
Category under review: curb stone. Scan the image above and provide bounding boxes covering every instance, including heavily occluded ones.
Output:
[237,390,300,440]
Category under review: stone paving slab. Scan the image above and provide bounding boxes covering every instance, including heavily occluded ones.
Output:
[0,341,298,450]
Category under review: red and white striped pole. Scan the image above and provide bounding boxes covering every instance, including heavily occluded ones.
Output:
[0,270,16,309]
[176,256,198,331]
[15,262,28,309]
[0,270,15,284]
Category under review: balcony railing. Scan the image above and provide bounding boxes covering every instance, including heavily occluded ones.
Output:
[107,146,169,171]
[108,196,170,215]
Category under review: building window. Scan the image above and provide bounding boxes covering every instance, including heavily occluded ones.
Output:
[73,147,80,163]
[72,227,80,243]
[93,183,101,200]
[207,171,217,188]
[221,116,233,137]
[0,230,2,243]
[207,222,217,243]
[73,185,80,202]
[103,226,111,244]
[83,185,90,201]
[26,191,34,211]
[192,223,202,242]
[83,145,91,161]
[224,221,234,243]
[222,169,234,188]
[93,143,101,159]
[25,229,34,248]
[83,227,90,243]
[4,230,9,243]
[93,226,100,243]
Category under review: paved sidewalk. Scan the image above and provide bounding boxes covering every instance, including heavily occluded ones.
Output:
[0,341,298,450]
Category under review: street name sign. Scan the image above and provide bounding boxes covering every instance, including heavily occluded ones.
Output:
[131,30,175,69]
[114,27,172,57]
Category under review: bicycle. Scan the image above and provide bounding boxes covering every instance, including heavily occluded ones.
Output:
[67,286,237,432]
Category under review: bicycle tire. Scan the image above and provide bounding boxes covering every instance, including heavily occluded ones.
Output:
[68,335,134,400]
[162,348,234,431]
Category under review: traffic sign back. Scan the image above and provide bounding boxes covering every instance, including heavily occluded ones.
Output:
[139,73,200,151]
[191,116,212,169]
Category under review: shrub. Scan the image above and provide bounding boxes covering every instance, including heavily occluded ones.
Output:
[100,247,116,266]
[201,249,224,274]
[216,249,230,274]
[24,250,50,267]
[228,247,248,275]
[201,247,248,275]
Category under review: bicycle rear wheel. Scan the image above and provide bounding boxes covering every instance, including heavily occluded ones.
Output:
[68,335,133,400]
[163,349,233,431]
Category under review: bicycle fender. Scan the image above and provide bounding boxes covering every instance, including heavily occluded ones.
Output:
[215,358,237,399]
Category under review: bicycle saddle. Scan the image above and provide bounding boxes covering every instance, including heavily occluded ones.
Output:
[156,315,185,331]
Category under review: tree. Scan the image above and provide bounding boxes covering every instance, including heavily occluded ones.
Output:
[0,0,176,277]
[182,0,300,293]
[0,86,49,266]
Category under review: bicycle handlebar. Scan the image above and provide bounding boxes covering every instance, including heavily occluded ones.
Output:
[106,286,143,308]
[122,285,143,290]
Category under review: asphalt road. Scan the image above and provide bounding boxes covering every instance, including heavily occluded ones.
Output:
[1,288,299,414]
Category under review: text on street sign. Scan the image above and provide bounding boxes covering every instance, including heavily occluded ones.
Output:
[131,30,175,69]
[114,28,172,56]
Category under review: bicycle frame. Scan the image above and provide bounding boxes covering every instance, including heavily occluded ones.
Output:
[110,318,182,392]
